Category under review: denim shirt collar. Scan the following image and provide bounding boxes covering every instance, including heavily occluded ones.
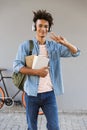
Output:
[33,37,49,46]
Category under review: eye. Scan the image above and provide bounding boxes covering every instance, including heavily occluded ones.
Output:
[44,25,49,29]
[39,24,43,28]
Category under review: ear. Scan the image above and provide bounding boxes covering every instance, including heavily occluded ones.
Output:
[32,23,36,31]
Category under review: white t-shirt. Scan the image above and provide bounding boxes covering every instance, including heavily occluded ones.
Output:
[38,44,53,93]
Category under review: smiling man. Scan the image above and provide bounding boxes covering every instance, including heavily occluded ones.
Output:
[13,10,80,130]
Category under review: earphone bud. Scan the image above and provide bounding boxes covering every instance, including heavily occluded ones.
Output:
[48,27,52,32]
[32,23,36,31]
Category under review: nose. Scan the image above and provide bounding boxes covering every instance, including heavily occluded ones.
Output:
[42,27,48,32]
[42,26,46,30]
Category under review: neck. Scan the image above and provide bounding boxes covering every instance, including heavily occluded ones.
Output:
[36,35,46,45]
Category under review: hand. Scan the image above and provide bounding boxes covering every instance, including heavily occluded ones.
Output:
[50,32,78,54]
[37,67,48,78]
[50,32,68,45]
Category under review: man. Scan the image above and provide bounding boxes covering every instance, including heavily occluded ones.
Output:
[13,10,80,130]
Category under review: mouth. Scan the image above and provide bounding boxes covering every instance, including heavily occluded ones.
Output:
[40,31,47,35]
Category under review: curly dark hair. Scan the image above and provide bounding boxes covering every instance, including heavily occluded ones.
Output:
[33,9,54,31]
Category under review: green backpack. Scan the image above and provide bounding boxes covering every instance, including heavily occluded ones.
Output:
[12,40,34,91]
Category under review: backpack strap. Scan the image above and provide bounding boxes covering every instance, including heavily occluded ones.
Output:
[29,40,34,55]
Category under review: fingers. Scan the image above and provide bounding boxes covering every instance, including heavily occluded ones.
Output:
[50,32,60,39]
[59,36,64,40]
[50,32,58,41]
[38,67,48,77]
[50,32,67,43]
[50,32,61,42]
[41,66,49,70]
[50,32,57,37]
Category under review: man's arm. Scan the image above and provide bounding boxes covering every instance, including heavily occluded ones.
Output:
[61,40,78,54]
[50,32,78,54]
[20,66,48,78]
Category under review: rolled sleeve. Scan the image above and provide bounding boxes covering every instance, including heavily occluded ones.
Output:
[13,61,25,73]
[59,44,80,57]
[71,48,80,57]
[13,41,29,73]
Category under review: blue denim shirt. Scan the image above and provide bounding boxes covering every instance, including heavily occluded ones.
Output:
[13,37,80,96]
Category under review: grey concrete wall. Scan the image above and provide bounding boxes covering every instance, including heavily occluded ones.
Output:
[0,0,87,111]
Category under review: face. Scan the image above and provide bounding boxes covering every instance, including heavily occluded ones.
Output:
[35,19,49,38]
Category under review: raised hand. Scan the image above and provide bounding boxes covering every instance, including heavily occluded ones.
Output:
[50,32,68,45]
[50,32,78,54]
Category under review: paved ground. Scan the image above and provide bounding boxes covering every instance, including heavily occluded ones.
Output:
[0,104,87,130]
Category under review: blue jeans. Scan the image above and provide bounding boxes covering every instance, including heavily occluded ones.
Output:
[25,90,60,130]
